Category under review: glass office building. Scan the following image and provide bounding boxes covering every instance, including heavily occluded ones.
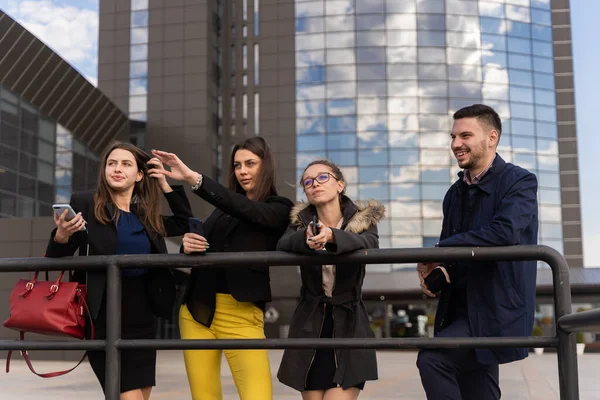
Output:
[294,0,562,270]
[0,84,98,218]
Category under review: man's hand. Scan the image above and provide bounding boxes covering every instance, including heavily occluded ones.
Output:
[417,262,440,298]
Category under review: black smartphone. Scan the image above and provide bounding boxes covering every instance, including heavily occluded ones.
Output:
[312,215,320,235]
[188,217,204,236]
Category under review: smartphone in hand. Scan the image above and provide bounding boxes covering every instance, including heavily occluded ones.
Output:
[52,204,86,231]
[312,215,320,235]
[188,217,204,236]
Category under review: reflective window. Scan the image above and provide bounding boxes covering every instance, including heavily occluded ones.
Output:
[531,9,552,26]
[418,65,447,80]
[509,69,533,87]
[534,72,555,90]
[510,86,534,103]
[296,1,324,18]
[131,10,148,27]
[532,57,554,76]
[358,131,388,148]
[328,133,357,149]
[532,25,552,42]
[479,1,505,18]
[297,135,326,151]
[359,149,389,165]
[357,14,386,31]
[388,64,418,79]
[328,150,357,166]
[422,184,448,201]
[509,53,532,70]
[357,31,386,47]
[359,167,388,183]
[131,0,148,11]
[417,14,445,30]
[296,17,324,33]
[418,31,446,47]
[446,15,479,31]
[359,183,389,199]
[508,37,532,54]
[506,5,531,23]
[446,0,478,16]
[328,99,356,115]
[511,103,535,120]
[480,17,506,35]
[416,0,444,13]
[325,15,354,32]
[387,31,417,46]
[533,41,553,57]
[386,0,416,13]
[131,28,148,44]
[386,14,417,30]
[357,64,386,80]
[391,184,421,201]
[390,149,419,165]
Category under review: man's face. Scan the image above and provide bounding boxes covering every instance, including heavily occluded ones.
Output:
[450,117,498,171]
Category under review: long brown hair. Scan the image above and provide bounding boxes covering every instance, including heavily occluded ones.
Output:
[94,142,166,236]
[228,136,277,201]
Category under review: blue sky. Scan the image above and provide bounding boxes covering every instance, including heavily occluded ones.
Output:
[0,0,598,266]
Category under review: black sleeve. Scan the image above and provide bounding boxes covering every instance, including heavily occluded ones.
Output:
[276,224,314,254]
[162,185,193,237]
[326,225,379,255]
[193,175,293,231]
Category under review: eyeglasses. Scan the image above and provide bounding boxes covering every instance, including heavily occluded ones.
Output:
[302,172,338,189]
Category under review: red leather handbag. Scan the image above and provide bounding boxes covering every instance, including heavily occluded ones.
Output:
[3,270,94,377]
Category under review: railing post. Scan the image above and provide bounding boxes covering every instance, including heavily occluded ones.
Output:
[548,249,579,400]
[105,259,121,400]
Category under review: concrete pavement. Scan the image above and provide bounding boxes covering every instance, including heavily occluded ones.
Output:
[1,350,598,399]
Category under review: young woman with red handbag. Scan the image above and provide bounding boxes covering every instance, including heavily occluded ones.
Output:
[45,142,192,400]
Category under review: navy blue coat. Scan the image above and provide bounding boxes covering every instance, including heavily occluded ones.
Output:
[434,154,538,365]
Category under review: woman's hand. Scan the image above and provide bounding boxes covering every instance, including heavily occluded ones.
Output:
[146,157,172,193]
[149,150,199,185]
[305,221,334,250]
[182,233,210,254]
[53,209,85,244]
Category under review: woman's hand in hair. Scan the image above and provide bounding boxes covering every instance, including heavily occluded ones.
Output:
[147,157,173,193]
[305,221,334,250]
[150,150,200,186]
[53,210,86,243]
[182,233,210,254]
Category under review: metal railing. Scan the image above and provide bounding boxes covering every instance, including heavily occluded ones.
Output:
[0,245,591,399]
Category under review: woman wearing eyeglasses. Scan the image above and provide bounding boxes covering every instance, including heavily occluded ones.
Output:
[276,160,384,400]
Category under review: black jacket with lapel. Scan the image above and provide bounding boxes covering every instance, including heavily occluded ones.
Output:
[182,176,293,327]
[45,186,192,321]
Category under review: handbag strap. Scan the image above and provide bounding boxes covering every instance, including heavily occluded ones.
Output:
[5,290,95,378]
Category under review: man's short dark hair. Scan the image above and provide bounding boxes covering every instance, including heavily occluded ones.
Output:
[453,104,502,139]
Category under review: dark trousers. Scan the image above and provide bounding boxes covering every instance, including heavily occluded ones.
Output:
[417,315,501,400]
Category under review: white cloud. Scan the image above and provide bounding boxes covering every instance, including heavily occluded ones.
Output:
[2,0,98,83]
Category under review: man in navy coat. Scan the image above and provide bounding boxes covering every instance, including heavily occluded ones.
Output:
[416,104,539,400]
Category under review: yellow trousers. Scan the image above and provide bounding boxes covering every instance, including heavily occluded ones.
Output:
[179,294,272,400]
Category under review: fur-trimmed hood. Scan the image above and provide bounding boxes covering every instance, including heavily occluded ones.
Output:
[289,197,385,234]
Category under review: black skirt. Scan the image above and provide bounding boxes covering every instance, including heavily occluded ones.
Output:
[87,276,156,394]
[305,304,365,391]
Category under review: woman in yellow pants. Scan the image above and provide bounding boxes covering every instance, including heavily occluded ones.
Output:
[152,137,293,400]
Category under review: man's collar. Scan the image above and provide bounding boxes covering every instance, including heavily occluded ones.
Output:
[457,154,505,194]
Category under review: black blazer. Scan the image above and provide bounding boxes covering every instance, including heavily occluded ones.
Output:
[45,186,192,320]
[182,176,293,327]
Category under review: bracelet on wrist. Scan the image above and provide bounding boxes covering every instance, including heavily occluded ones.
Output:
[191,173,203,191]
